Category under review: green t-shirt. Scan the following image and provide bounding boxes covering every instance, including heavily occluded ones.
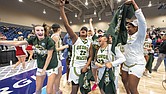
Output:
[27,36,58,70]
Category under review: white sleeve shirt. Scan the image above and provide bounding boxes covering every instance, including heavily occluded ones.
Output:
[124,9,147,65]
[112,47,126,67]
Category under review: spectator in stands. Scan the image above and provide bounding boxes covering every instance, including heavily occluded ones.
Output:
[143,34,154,77]
[3,26,9,32]
[62,33,72,84]
[0,33,8,51]
[153,34,166,72]
[156,36,162,48]
[13,36,27,69]
[17,31,23,35]
[0,32,7,40]
[63,33,72,59]
[0,25,58,94]
[151,34,157,49]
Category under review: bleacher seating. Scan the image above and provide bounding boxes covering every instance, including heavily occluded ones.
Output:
[0,26,32,40]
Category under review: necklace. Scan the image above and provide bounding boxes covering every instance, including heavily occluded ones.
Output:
[100,44,108,53]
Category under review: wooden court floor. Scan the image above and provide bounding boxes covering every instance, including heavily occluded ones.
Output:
[59,59,166,94]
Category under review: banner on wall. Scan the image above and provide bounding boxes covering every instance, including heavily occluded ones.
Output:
[0,59,67,94]
[0,69,47,94]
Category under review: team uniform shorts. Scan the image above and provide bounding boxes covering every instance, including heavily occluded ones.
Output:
[144,49,149,56]
[122,64,145,78]
[91,61,98,69]
[68,67,83,84]
[57,59,62,69]
[36,67,59,76]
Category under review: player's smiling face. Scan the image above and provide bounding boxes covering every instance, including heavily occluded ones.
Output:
[126,24,137,35]
[35,26,45,40]
[98,35,107,46]
[87,30,92,37]
[80,29,87,37]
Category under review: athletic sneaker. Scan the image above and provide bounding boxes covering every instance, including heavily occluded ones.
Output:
[56,90,62,94]
[152,69,157,72]
[67,81,70,85]
[163,79,166,83]
[143,71,151,78]
[91,83,97,91]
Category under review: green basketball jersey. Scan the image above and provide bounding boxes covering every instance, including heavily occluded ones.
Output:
[27,36,58,70]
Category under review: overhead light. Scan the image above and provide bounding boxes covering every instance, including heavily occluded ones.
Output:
[99,17,101,21]
[59,16,62,20]
[18,0,23,2]
[85,0,88,6]
[75,13,77,17]
[148,1,152,7]
[94,10,96,15]
[70,21,72,24]
[83,19,85,22]
[43,9,46,14]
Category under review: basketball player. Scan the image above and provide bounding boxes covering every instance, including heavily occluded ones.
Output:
[51,23,69,94]
[0,25,58,94]
[121,0,147,94]
[59,0,93,93]
[95,34,126,94]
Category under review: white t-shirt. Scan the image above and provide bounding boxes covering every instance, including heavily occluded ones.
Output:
[124,9,147,66]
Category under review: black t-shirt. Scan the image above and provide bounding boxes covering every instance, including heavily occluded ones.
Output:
[159,40,166,54]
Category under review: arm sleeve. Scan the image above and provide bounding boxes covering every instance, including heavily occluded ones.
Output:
[112,47,126,67]
[135,9,147,40]
[47,37,55,50]
[26,37,35,45]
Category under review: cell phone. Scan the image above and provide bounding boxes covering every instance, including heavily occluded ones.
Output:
[65,0,69,4]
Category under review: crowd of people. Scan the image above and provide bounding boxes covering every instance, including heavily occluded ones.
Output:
[0,0,166,94]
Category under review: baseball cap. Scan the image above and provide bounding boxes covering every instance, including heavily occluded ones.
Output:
[160,32,165,35]
[130,19,138,27]
[52,23,61,29]
[98,33,109,38]
[80,26,88,32]
[97,29,104,33]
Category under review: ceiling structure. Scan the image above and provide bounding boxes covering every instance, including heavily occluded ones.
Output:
[30,0,166,21]
[30,0,114,20]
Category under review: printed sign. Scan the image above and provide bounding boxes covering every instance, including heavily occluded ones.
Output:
[0,69,47,94]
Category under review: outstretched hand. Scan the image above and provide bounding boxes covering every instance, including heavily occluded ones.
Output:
[125,0,138,10]
[59,0,65,7]
[105,62,113,68]
[89,18,93,22]
[125,0,135,4]
[82,66,88,73]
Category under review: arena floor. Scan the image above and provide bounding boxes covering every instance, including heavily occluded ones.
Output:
[0,58,166,94]
[0,60,36,81]
[60,58,166,94]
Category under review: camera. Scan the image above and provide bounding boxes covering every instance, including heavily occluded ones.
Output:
[65,0,69,4]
